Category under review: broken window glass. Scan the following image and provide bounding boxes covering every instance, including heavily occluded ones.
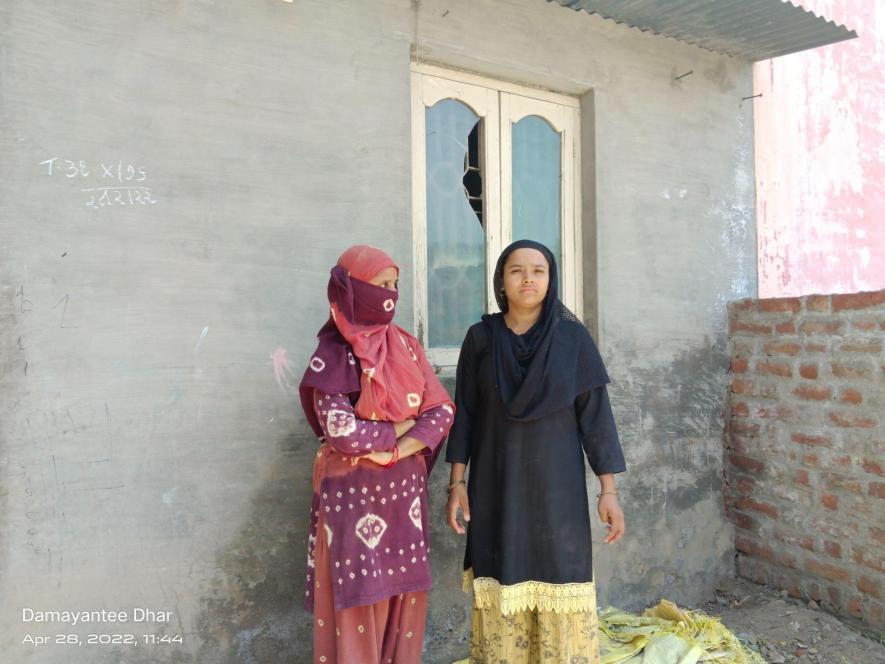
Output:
[425,99,486,347]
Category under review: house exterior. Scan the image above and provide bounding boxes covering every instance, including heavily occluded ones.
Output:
[754,0,885,297]
[0,1,854,661]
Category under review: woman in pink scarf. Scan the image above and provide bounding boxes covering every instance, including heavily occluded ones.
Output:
[299,245,454,664]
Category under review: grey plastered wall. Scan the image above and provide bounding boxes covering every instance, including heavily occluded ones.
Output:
[0,1,754,663]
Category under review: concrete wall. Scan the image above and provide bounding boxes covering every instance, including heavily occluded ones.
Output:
[725,291,885,632]
[0,1,755,662]
[755,0,885,297]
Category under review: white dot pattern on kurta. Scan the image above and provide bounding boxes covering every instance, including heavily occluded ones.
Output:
[305,393,450,612]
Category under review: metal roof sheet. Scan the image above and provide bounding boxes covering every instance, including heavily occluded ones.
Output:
[547,0,857,61]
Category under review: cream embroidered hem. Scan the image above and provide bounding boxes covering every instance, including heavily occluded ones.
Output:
[462,568,598,616]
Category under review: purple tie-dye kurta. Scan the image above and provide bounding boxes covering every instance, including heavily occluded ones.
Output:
[305,389,452,612]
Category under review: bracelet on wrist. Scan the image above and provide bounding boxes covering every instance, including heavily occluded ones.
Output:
[447,479,466,492]
[382,445,400,468]
[596,491,618,498]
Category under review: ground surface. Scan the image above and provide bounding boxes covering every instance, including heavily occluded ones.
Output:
[696,577,885,664]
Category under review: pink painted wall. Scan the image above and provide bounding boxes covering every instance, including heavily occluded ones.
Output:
[754,0,885,297]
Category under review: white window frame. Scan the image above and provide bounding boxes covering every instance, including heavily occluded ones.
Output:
[411,63,582,369]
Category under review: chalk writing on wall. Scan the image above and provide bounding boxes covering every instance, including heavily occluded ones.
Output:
[38,158,158,208]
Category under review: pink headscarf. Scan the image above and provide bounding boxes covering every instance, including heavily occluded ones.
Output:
[328,245,451,422]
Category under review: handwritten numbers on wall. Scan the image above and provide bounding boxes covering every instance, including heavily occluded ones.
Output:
[38,158,158,208]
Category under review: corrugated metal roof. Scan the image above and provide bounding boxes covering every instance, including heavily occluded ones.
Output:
[547,0,857,61]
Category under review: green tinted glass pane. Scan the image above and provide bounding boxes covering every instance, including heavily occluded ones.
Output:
[426,99,485,347]
[512,115,561,275]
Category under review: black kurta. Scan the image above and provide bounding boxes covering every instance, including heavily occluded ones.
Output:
[445,319,626,590]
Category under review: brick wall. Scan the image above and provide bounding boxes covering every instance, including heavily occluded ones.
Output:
[725,290,885,631]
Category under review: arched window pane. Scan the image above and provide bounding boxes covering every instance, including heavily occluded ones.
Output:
[426,99,486,347]
[512,115,561,277]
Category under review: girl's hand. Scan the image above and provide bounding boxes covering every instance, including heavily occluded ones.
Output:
[598,493,625,544]
[446,485,470,535]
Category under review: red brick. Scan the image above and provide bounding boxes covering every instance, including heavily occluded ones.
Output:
[760,298,801,313]
[823,473,863,495]
[757,361,792,377]
[731,378,753,395]
[834,455,852,469]
[821,493,839,510]
[832,290,885,311]
[730,357,749,374]
[729,435,752,454]
[870,600,884,625]
[776,321,796,334]
[735,476,756,494]
[793,384,831,401]
[794,469,810,486]
[802,453,820,466]
[791,433,832,448]
[846,595,864,617]
[806,295,831,312]
[737,556,767,585]
[736,496,778,518]
[763,341,802,355]
[870,527,885,546]
[736,536,776,561]
[729,421,760,435]
[831,363,872,379]
[805,343,828,353]
[801,320,843,335]
[828,411,876,428]
[870,482,885,499]
[755,405,793,420]
[731,402,750,417]
[733,512,757,532]
[799,363,819,379]
[827,586,842,608]
[824,541,842,559]
[733,298,755,311]
[839,388,863,405]
[806,559,852,583]
[729,453,764,473]
[858,575,882,599]
[779,552,799,569]
[852,317,878,331]
[777,531,815,551]
[853,548,885,574]
[840,341,883,353]
[861,458,884,476]
[731,320,772,335]
[778,573,803,598]
[806,581,822,602]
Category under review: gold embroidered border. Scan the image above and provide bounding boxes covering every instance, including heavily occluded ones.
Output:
[462,568,598,616]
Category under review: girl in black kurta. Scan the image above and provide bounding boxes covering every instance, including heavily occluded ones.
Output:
[445,240,627,663]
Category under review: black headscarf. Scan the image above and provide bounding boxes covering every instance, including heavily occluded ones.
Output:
[481,239,609,421]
